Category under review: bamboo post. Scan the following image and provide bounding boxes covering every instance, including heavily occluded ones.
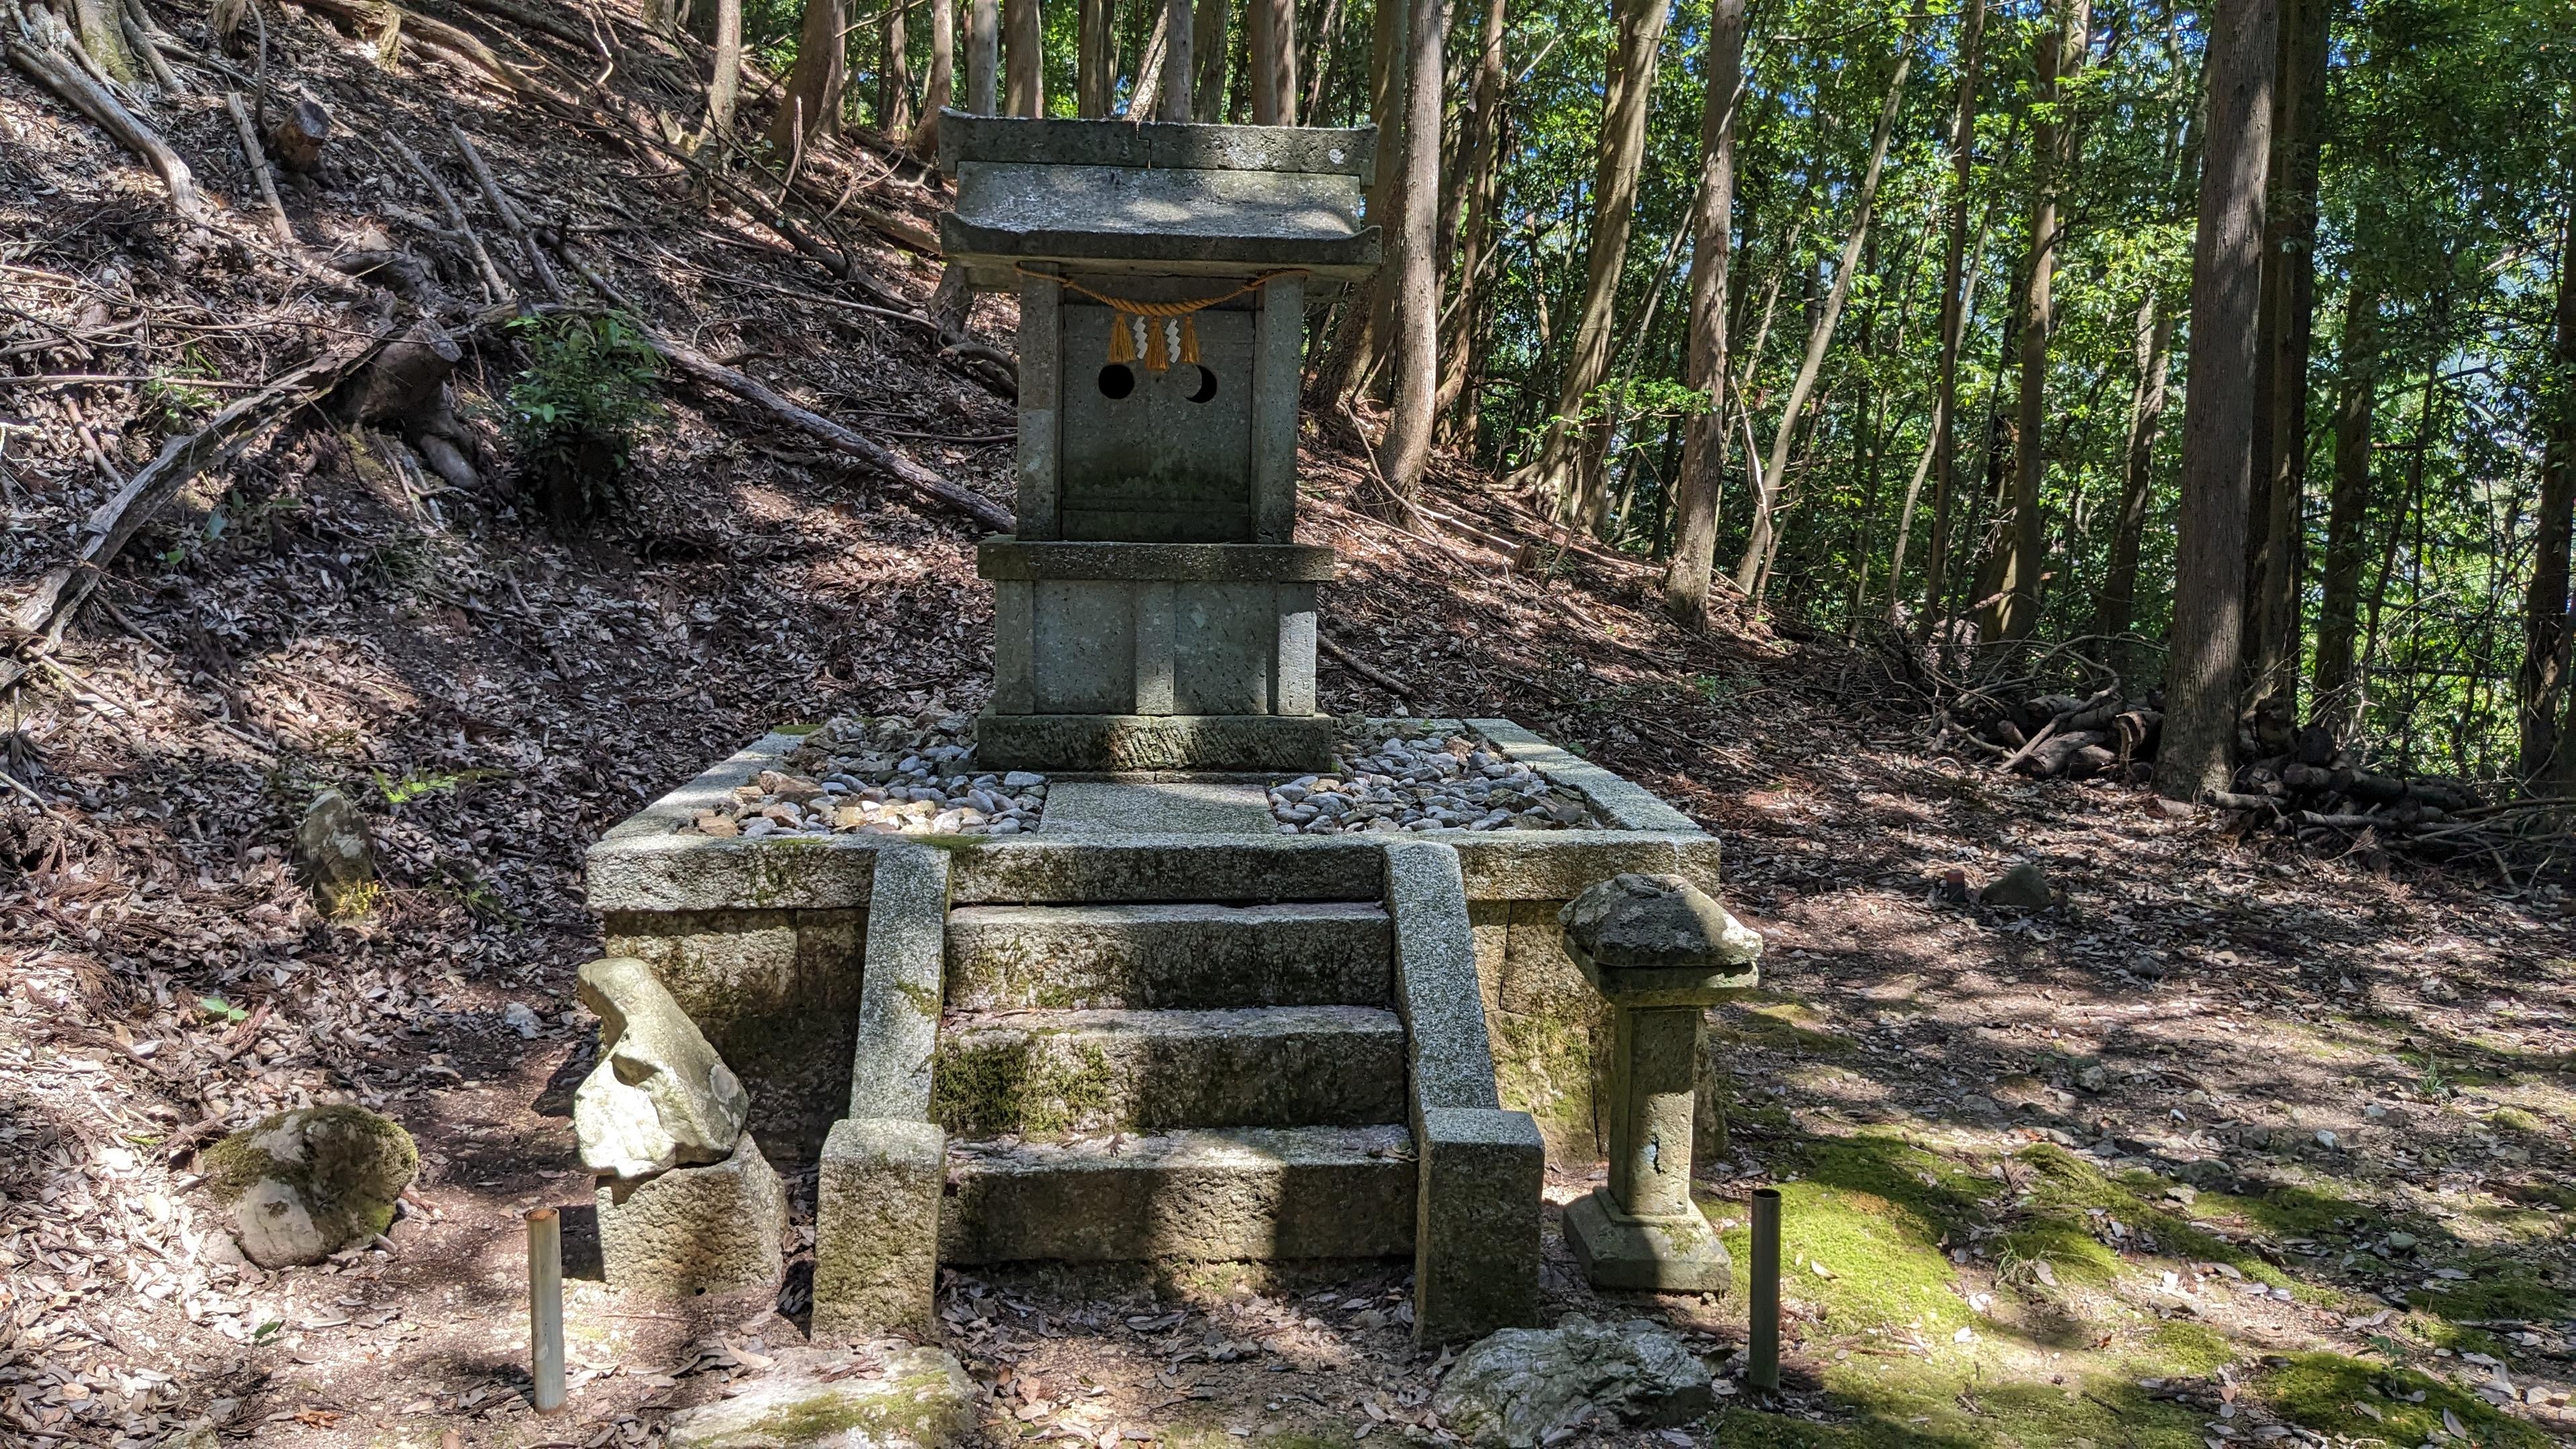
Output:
[1748,1187,1782,1394]
[966,0,999,115]
[527,1208,566,1413]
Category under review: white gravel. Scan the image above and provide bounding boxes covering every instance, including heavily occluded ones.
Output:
[1271,727,1611,835]
[690,714,1045,838]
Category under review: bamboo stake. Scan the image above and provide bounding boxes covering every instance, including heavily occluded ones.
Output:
[527,1208,566,1413]
[1748,1187,1782,1394]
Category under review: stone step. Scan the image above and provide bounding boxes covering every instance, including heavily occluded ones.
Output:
[945,902,1393,1010]
[938,1125,1416,1264]
[949,837,1386,904]
[932,1006,1405,1136]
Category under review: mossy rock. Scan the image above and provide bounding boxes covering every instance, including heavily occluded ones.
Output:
[203,1105,417,1267]
[664,1346,974,1446]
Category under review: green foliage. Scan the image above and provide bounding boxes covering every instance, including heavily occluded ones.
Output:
[503,313,660,525]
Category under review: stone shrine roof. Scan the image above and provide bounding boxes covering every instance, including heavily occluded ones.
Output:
[936,112,1383,278]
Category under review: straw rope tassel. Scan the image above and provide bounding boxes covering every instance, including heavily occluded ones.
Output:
[1106,311,1137,365]
[1018,266,1307,376]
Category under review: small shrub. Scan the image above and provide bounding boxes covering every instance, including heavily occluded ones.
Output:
[504,313,660,523]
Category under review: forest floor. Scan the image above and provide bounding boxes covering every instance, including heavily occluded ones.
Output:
[4,4,2575,1446]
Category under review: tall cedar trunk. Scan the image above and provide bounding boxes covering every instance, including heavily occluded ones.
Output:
[2518,199,2576,783]
[1916,0,1986,645]
[2241,0,2329,741]
[2156,0,2277,802]
[882,0,915,136]
[1507,0,1669,523]
[1005,0,1042,114]
[704,0,743,135]
[911,0,955,149]
[1377,0,1444,499]
[1161,0,1194,117]
[773,0,849,146]
[1079,0,1113,114]
[967,0,998,114]
[1128,3,1170,115]
[1305,0,1411,409]
[1249,0,1295,121]
[2090,294,2174,680]
[1734,31,1915,597]
[1988,0,2087,641]
[1194,0,1230,118]
[1659,0,1748,627]
[1301,0,1344,124]
[2310,281,2378,729]
[1434,0,1508,439]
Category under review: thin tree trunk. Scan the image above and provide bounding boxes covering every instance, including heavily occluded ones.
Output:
[1434,0,1507,438]
[1377,0,1444,500]
[1504,0,1669,522]
[773,0,849,146]
[1194,0,1230,118]
[1735,27,1915,596]
[1300,0,1342,123]
[2090,293,2174,679]
[911,0,955,149]
[1005,0,1042,114]
[881,0,915,136]
[1916,0,1986,647]
[1126,3,1169,116]
[967,0,998,114]
[2241,0,2330,741]
[1161,0,1194,117]
[1079,0,1113,114]
[703,0,743,136]
[1658,0,1746,632]
[1305,0,1410,408]
[2519,199,2576,784]
[1889,197,1996,625]
[1986,0,2086,641]
[2156,0,2277,803]
[2310,280,2379,730]
[1249,0,1295,121]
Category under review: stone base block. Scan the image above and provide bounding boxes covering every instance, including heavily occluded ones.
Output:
[598,1133,786,1298]
[1413,1107,1543,1343]
[977,710,1335,772]
[1562,1187,1733,1294]
[812,1118,945,1337]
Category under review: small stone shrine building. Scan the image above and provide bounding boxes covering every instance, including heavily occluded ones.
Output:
[938,113,1379,771]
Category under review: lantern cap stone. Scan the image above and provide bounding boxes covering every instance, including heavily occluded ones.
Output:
[1558,873,1761,1007]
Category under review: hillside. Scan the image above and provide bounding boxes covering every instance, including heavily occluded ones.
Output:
[3,3,2575,1446]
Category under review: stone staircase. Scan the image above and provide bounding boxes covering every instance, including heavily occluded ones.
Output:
[810,822,1544,1346]
[936,898,1414,1263]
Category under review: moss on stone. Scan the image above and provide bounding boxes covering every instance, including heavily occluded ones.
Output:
[202,1106,417,1256]
[2254,1352,2553,1448]
[2412,1254,2571,1322]
[931,1035,1116,1138]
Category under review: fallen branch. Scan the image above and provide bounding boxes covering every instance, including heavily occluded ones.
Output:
[292,0,529,91]
[5,36,207,222]
[223,91,296,244]
[1317,633,1414,708]
[447,123,565,302]
[388,131,513,303]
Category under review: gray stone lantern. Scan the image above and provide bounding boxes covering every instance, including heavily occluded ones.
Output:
[1558,873,1762,1291]
[936,113,1382,772]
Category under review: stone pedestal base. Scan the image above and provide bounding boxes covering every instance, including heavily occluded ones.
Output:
[597,1133,786,1298]
[1563,1187,1732,1294]
[977,710,1334,772]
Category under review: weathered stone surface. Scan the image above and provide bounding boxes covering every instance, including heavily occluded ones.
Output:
[1558,873,1761,1007]
[1450,833,1725,904]
[1476,899,1611,1167]
[600,908,862,1163]
[934,1005,1405,1135]
[204,1106,417,1268]
[1430,1315,1714,1448]
[575,957,751,1179]
[597,1133,786,1297]
[1468,720,1703,833]
[294,789,375,912]
[812,1118,945,1338]
[975,710,1336,773]
[978,538,1339,582]
[1385,841,1502,1111]
[1562,1186,1733,1293]
[1414,1107,1542,1343]
[938,111,1378,181]
[663,1345,975,1448]
[1982,859,2051,909]
[945,901,1391,1010]
[847,845,948,1120]
[1038,780,1277,835]
[939,1125,1414,1263]
[949,837,1385,903]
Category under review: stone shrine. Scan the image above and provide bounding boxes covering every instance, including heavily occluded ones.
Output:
[937,113,1381,771]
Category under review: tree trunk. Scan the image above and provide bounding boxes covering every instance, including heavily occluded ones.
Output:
[704,0,743,136]
[1079,0,1113,114]
[1734,28,1915,597]
[1986,0,2086,641]
[1377,0,1444,500]
[912,0,955,149]
[1915,0,1985,645]
[1505,0,1668,523]
[2156,0,2277,803]
[66,0,142,82]
[773,0,849,146]
[1659,0,1747,628]
[2241,0,2330,743]
[1249,0,1295,121]
[2310,280,2378,729]
[2090,293,2174,680]
[881,0,915,136]
[2518,199,2576,784]
[1434,0,1507,439]
[967,0,998,114]
[1305,0,1411,409]
[1194,0,1230,118]
[1006,0,1042,115]
[1161,0,1194,117]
